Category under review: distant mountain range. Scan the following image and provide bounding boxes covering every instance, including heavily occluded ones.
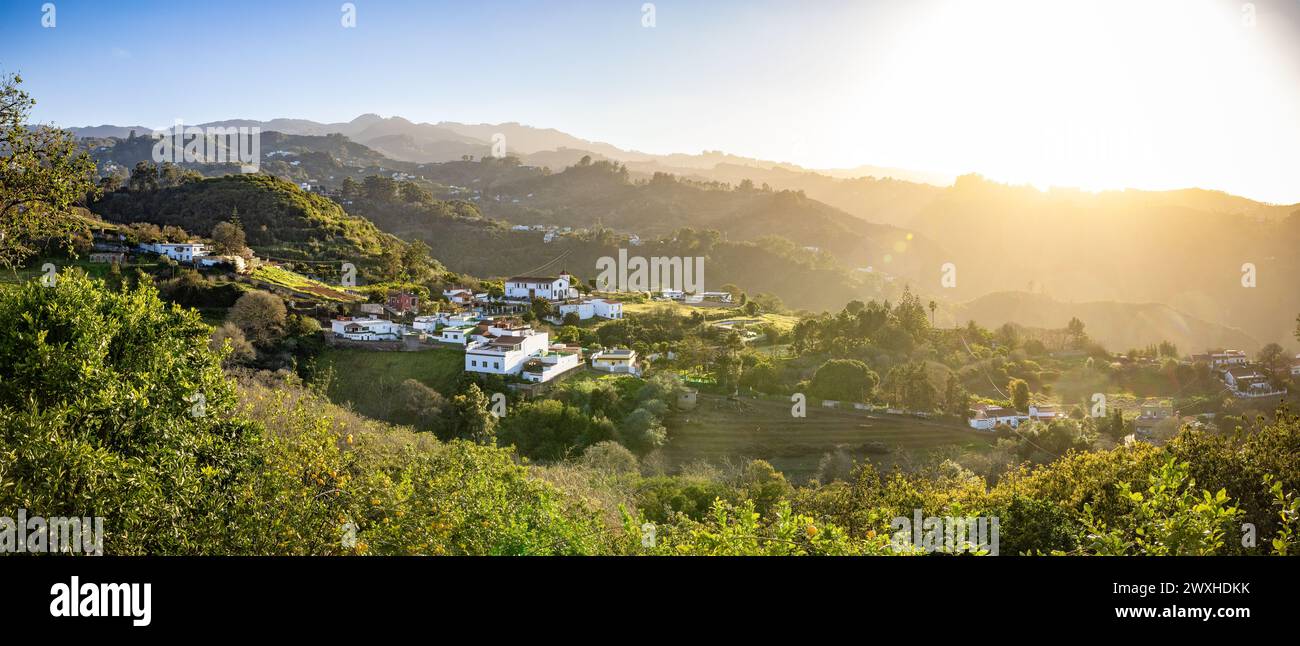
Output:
[67,114,951,186]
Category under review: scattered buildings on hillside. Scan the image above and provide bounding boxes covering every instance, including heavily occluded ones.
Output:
[1191,350,1249,369]
[1199,348,1289,399]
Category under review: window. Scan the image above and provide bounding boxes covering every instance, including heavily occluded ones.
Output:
[494,362,500,369]
[471,360,477,367]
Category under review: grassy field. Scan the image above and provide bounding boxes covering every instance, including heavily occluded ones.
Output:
[661,394,993,483]
[621,300,800,330]
[1,257,161,285]
[316,346,465,421]
[249,265,362,302]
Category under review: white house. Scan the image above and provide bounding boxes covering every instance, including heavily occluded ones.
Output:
[520,346,583,383]
[1193,350,1249,368]
[436,325,476,345]
[443,288,475,305]
[330,317,403,341]
[700,291,734,304]
[556,301,594,321]
[1291,354,1300,377]
[591,299,623,320]
[465,329,552,377]
[967,404,1028,431]
[590,348,639,375]
[197,255,246,272]
[139,241,208,263]
[504,274,577,302]
[1027,405,1062,422]
[413,312,480,333]
[553,298,623,323]
[1222,366,1266,390]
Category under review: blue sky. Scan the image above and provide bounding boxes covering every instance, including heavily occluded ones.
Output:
[4,0,1300,202]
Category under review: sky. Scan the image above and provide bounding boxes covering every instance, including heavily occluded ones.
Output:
[3,0,1300,203]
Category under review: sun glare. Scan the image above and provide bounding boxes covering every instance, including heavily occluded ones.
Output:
[823,0,1292,198]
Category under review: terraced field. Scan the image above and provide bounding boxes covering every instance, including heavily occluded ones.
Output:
[662,394,993,482]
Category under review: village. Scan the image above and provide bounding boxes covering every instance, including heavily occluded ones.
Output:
[77,222,1300,454]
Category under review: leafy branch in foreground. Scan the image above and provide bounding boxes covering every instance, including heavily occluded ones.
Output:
[0,71,100,270]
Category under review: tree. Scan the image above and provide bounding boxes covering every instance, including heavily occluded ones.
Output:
[447,383,497,445]
[943,373,970,416]
[0,272,260,554]
[1257,342,1289,378]
[397,379,447,433]
[579,441,638,474]
[1009,378,1030,412]
[809,359,878,402]
[210,220,247,255]
[210,321,256,365]
[227,290,288,347]
[619,407,667,451]
[128,161,159,192]
[562,312,581,326]
[498,399,613,459]
[1066,317,1087,346]
[0,72,100,269]
[740,360,781,394]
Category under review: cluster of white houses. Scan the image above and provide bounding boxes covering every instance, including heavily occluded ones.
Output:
[1192,349,1289,399]
[966,404,1065,431]
[967,400,1178,438]
[98,235,247,272]
[331,311,639,384]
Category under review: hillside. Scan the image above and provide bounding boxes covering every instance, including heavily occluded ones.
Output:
[911,175,1300,347]
[89,174,427,281]
[952,291,1260,353]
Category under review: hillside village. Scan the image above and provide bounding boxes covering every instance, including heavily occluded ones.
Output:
[76,207,1300,463]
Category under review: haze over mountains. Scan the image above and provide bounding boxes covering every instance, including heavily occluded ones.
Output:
[72,114,1300,354]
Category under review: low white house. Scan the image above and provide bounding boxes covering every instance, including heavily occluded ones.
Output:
[591,299,623,319]
[330,317,403,341]
[967,404,1028,431]
[590,348,639,375]
[504,274,577,302]
[554,298,623,323]
[1027,405,1062,422]
[1291,354,1300,377]
[556,301,594,321]
[139,241,208,263]
[197,255,246,272]
[1193,350,1249,368]
[443,288,475,306]
[436,325,476,345]
[465,329,552,377]
[413,312,480,333]
[520,347,583,383]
